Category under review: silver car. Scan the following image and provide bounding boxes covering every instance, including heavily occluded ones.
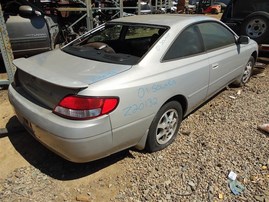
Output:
[8,14,258,163]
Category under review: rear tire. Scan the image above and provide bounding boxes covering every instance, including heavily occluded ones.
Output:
[241,12,269,44]
[233,56,254,87]
[146,101,182,152]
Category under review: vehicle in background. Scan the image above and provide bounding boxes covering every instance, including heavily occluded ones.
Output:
[197,0,221,14]
[138,1,154,14]
[0,0,92,73]
[186,0,199,13]
[9,15,258,162]
[187,0,229,14]
[213,1,227,13]
[1,0,87,59]
[124,0,176,14]
[3,1,55,59]
[221,0,269,53]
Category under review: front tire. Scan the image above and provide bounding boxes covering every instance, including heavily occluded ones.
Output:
[233,56,255,87]
[146,101,182,152]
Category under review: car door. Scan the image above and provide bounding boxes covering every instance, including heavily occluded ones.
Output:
[6,16,51,58]
[197,21,245,97]
[162,24,210,113]
[4,1,51,58]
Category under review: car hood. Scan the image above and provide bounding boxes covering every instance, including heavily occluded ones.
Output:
[13,49,132,88]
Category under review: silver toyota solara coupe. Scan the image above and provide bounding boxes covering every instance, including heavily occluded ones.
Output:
[8,14,258,162]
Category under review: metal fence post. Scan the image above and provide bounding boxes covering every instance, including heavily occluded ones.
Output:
[86,0,94,30]
[0,4,15,86]
[120,0,123,17]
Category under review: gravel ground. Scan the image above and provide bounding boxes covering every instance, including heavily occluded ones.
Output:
[0,63,269,202]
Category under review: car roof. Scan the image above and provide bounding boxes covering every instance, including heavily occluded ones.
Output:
[111,14,218,28]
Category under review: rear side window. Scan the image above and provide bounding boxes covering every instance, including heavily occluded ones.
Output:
[163,25,204,61]
[197,22,235,51]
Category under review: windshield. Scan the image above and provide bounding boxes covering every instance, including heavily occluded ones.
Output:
[62,22,167,65]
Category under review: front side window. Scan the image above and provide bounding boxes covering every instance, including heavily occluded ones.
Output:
[197,22,235,51]
[163,25,204,61]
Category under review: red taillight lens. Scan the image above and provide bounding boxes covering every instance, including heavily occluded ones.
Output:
[53,95,119,120]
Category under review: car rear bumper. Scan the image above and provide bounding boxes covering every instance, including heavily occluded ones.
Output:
[8,84,113,163]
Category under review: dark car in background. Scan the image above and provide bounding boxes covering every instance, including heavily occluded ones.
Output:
[221,0,269,51]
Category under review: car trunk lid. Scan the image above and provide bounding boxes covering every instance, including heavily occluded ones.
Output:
[14,49,131,86]
[13,49,131,109]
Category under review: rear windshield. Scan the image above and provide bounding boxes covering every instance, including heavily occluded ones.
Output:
[62,23,167,65]
[232,0,269,18]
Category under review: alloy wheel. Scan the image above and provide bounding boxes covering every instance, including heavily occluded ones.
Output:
[156,109,179,145]
[242,60,253,84]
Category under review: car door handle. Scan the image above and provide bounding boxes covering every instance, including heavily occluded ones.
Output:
[212,63,219,69]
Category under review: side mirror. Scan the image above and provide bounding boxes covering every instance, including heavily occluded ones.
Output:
[19,5,42,17]
[237,36,250,44]
[19,5,34,16]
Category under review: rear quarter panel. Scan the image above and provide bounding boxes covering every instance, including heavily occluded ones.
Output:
[77,44,210,149]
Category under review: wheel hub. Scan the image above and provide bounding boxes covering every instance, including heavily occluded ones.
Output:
[246,18,267,38]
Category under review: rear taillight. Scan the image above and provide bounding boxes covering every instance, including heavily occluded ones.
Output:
[53,95,119,120]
